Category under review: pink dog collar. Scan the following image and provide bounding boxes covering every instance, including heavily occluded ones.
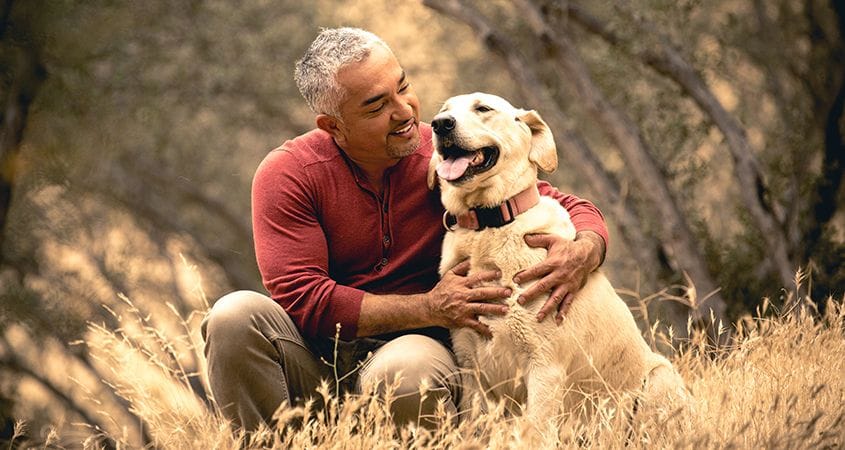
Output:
[443,186,540,231]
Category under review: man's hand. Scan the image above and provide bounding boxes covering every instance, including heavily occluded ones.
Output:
[426,260,510,337]
[513,231,605,324]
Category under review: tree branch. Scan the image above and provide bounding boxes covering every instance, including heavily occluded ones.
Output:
[421,0,668,289]
[74,161,260,292]
[517,0,728,320]
[0,0,12,39]
[132,159,252,245]
[424,0,727,323]
[564,1,797,291]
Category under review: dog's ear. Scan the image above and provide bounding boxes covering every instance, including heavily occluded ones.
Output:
[519,109,558,173]
[427,149,442,190]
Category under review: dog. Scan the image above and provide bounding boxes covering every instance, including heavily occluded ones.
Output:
[427,93,687,440]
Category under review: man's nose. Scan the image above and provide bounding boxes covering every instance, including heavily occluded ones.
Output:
[391,98,415,121]
[431,114,456,136]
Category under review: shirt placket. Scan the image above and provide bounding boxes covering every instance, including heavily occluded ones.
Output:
[374,174,392,273]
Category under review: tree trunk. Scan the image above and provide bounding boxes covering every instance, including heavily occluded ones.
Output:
[0,44,46,262]
[521,0,727,322]
[804,2,845,259]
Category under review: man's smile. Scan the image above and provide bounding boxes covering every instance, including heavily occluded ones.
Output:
[390,119,415,137]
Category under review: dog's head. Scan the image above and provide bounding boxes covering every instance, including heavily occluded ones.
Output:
[427,93,557,209]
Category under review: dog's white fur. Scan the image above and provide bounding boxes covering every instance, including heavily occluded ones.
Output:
[428,93,687,436]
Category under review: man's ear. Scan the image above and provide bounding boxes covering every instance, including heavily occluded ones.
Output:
[519,109,557,173]
[316,114,346,147]
[427,149,442,190]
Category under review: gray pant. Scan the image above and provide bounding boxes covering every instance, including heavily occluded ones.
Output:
[201,290,462,431]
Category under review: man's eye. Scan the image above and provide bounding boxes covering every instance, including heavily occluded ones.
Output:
[399,83,410,93]
[475,105,493,113]
[369,103,386,113]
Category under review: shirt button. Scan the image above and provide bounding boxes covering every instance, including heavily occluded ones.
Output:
[374,258,388,272]
[382,235,391,247]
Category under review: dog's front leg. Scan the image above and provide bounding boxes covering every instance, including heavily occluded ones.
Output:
[450,328,489,417]
[638,362,690,421]
[438,232,466,276]
[523,363,567,446]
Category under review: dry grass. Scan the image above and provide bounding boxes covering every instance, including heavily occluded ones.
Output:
[11,289,845,449]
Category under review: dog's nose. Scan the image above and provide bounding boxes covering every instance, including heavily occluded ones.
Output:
[432,115,456,136]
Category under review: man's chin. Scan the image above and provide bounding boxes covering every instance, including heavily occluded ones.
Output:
[387,135,421,158]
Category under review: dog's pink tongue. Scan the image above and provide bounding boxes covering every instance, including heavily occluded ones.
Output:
[436,156,473,181]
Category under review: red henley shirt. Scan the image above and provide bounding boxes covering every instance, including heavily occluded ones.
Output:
[252,123,609,341]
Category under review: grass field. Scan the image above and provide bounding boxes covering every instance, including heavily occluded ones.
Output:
[9,290,845,449]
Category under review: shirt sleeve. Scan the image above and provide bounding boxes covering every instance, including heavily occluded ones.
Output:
[536,180,610,250]
[252,148,363,340]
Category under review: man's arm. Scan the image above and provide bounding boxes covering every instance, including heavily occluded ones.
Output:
[538,180,609,248]
[252,150,367,340]
[516,182,609,323]
[357,260,510,338]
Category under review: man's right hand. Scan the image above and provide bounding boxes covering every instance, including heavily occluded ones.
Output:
[425,260,511,337]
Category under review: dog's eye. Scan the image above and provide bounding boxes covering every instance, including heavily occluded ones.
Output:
[475,105,493,113]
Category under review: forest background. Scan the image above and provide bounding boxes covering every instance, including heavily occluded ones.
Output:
[0,0,843,446]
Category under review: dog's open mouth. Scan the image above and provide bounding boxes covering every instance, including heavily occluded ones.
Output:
[436,145,499,184]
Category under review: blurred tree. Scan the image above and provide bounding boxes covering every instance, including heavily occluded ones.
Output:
[0,0,45,266]
[423,0,845,321]
[0,0,46,442]
[0,0,318,443]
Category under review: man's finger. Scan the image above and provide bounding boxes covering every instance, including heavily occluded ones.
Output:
[474,302,509,316]
[513,262,553,286]
[467,268,502,286]
[549,285,568,324]
[516,278,552,305]
[450,260,471,276]
[555,292,575,325]
[468,287,512,302]
[466,318,492,338]
[523,233,554,249]
[536,292,564,322]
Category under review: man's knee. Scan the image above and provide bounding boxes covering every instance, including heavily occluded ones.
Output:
[202,290,323,430]
[202,290,301,356]
[205,290,268,330]
[360,335,460,426]
[360,334,459,394]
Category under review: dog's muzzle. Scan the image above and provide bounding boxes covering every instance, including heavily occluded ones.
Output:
[432,114,456,136]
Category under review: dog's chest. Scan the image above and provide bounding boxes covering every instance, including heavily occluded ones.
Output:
[448,201,576,367]
[457,227,545,282]
[450,200,573,282]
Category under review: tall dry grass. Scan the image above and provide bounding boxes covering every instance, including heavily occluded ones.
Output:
[12,286,845,449]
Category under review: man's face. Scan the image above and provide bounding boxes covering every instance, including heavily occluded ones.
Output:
[323,45,421,163]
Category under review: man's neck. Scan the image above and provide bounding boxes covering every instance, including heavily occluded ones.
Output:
[347,155,399,194]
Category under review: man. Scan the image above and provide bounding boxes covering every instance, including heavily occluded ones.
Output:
[202,27,609,431]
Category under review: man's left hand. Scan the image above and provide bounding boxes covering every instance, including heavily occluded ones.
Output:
[513,231,606,324]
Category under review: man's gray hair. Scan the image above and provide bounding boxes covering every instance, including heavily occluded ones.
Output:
[294,27,391,117]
